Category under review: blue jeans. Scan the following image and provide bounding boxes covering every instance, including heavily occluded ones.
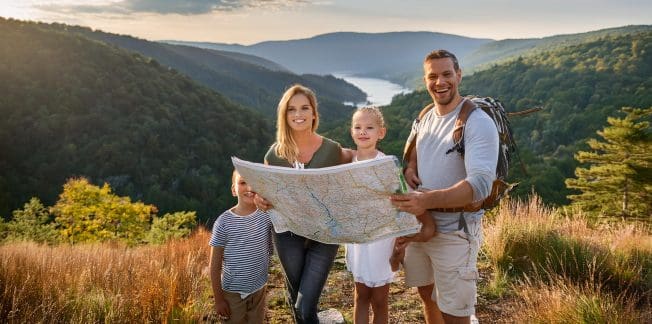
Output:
[274,231,339,324]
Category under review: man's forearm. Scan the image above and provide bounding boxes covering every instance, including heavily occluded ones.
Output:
[421,180,474,209]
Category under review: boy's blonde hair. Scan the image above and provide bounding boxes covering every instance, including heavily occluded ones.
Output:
[352,106,386,128]
[274,84,320,163]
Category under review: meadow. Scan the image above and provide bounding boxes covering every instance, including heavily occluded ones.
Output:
[1,196,650,323]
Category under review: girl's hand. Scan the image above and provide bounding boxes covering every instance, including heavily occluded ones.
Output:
[214,297,231,320]
[254,194,273,211]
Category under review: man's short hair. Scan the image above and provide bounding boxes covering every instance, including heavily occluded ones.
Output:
[424,49,460,71]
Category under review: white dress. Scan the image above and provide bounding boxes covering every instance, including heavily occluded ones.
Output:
[345,152,396,287]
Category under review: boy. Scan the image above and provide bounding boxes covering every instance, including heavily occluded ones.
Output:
[209,170,272,323]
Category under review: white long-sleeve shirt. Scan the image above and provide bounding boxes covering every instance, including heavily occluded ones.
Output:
[415,100,499,233]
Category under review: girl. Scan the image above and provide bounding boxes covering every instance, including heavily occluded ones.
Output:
[345,106,394,324]
[256,84,354,323]
[346,106,436,323]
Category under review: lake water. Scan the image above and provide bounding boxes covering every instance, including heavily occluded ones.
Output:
[333,73,411,107]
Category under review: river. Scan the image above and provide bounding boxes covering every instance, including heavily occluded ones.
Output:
[333,73,412,107]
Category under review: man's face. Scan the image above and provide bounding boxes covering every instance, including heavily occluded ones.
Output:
[423,58,462,106]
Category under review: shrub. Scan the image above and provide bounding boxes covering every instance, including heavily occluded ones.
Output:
[146,211,197,244]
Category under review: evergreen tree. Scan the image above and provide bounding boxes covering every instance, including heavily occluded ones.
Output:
[565,107,651,219]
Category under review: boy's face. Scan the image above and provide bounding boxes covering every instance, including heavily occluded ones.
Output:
[231,172,255,205]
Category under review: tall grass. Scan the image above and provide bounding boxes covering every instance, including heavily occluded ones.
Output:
[512,276,646,323]
[0,228,213,323]
[482,195,652,320]
[1,196,650,323]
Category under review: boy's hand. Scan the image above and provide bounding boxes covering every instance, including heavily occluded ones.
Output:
[214,297,231,320]
[254,194,273,211]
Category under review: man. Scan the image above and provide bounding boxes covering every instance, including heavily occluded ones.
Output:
[391,50,498,324]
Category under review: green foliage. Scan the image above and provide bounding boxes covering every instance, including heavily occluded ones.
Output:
[0,18,274,222]
[0,218,6,241]
[51,178,155,245]
[4,198,59,244]
[146,211,197,244]
[566,107,652,219]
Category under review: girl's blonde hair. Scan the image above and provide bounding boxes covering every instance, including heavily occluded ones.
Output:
[274,84,320,163]
[352,106,385,128]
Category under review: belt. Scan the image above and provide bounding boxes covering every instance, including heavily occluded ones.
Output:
[430,205,482,213]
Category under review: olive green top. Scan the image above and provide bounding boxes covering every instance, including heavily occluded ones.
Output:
[264,137,342,168]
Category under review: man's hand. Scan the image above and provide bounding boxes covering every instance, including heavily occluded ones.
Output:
[404,167,422,189]
[254,194,273,211]
[390,191,427,216]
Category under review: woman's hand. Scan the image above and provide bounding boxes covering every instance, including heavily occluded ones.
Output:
[254,194,273,211]
[340,148,356,164]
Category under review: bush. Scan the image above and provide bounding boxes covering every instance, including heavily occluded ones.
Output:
[4,198,59,244]
[146,211,197,244]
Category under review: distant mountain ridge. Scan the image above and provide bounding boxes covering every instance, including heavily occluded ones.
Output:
[165,31,493,81]
[167,26,652,89]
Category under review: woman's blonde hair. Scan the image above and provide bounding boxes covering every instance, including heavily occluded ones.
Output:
[274,84,320,163]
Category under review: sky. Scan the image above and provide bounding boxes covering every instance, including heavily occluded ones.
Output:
[1,0,650,45]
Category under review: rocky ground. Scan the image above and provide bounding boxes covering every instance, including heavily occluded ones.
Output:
[265,252,516,323]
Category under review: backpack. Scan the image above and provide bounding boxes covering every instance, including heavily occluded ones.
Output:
[403,96,539,211]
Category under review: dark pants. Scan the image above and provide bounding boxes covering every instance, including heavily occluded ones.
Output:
[274,231,339,324]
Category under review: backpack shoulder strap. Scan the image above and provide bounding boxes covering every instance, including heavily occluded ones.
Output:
[402,103,435,164]
[418,103,435,120]
[446,98,478,156]
[452,98,478,145]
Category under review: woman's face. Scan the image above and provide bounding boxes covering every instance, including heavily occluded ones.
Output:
[285,93,315,133]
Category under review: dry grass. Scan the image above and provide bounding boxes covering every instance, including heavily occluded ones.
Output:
[1,196,650,323]
[0,230,212,323]
[512,277,648,323]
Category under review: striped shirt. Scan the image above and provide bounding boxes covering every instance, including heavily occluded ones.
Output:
[209,208,273,295]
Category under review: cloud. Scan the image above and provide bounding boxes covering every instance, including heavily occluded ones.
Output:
[38,0,310,16]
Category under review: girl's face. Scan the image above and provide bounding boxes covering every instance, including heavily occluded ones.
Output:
[286,93,315,133]
[231,172,255,206]
[350,111,386,150]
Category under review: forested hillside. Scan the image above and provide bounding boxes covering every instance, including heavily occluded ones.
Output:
[463,25,652,72]
[0,18,274,222]
[396,26,652,89]
[45,24,365,121]
[325,30,652,205]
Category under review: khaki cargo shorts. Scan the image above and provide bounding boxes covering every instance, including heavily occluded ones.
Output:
[403,217,482,317]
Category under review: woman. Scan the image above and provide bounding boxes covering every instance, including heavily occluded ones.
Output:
[256,84,353,323]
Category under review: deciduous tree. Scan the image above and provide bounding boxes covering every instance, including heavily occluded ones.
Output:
[51,178,155,244]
